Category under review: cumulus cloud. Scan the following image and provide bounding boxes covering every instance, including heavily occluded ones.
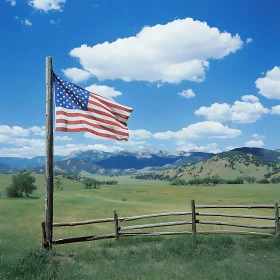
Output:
[85,84,122,99]
[271,105,280,115]
[28,0,66,12]
[68,18,243,84]
[241,95,259,103]
[0,125,30,137]
[194,95,269,123]
[62,67,91,83]
[29,126,45,136]
[176,141,220,154]
[129,129,153,139]
[246,38,252,43]
[256,66,280,99]
[252,133,265,139]
[7,0,16,6]
[244,140,264,148]
[153,121,241,140]
[178,89,195,99]
[55,136,72,141]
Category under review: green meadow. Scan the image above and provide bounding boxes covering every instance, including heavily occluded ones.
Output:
[1,173,280,280]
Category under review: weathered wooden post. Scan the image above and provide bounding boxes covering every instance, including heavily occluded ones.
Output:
[114,210,119,240]
[41,222,47,249]
[274,201,280,236]
[191,200,197,234]
[45,56,54,250]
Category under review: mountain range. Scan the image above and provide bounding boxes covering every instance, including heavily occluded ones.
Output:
[0,149,213,175]
[1,147,279,177]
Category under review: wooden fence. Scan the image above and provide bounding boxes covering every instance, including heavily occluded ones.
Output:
[42,200,280,247]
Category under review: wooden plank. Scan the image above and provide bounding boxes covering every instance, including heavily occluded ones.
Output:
[196,204,275,209]
[197,220,275,229]
[53,233,116,245]
[198,230,274,237]
[114,210,119,240]
[119,231,192,237]
[197,212,275,220]
[120,220,192,231]
[274,201,280,235]
[53,218,114,227]
[191,200,197,234]
[119,212,191,222]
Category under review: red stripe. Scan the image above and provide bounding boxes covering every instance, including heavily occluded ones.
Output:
[56,119,129,137]
[87,108,127,126]
[88,99,129,120]
[56,127,128,141]
[56,110,127,129]
[91,93,133,113]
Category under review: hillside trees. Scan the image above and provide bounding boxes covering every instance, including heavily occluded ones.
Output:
[6,170,37,198]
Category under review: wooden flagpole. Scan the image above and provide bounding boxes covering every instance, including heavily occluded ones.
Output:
[45,56,54,250]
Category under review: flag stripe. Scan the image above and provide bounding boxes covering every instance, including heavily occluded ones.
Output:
[56,115,129,136]
[56,107,128,129]
[92,93,133,113]
[56,123,128,140]
[90,95,132,118]
[88,100,129,121]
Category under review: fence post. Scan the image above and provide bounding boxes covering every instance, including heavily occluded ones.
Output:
[274,201,280,236]
[41,222,47,249]
[114,210,119,240]
[191,200,197,234]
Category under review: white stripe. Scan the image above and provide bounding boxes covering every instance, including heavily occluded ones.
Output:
[56,115,129,134]
[87,103,128,124]
[91,92,133,111]
[55,107,128,129]
[56,123,128,140]
[89,95,132,118]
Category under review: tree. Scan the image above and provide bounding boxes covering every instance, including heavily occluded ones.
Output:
[55,178,63,191]
[6,170,37,198]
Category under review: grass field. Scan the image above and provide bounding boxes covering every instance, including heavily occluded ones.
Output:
[1,173,280,279]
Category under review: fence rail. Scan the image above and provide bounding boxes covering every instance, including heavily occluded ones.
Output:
[42,200,280,247]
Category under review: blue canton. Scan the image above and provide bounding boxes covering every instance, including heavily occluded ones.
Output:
[54,74,90,111]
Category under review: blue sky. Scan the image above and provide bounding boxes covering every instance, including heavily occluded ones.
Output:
[1,0,280,158]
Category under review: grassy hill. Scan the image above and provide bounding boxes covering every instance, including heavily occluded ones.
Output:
[1,174,280,279]
[161,151,280,181]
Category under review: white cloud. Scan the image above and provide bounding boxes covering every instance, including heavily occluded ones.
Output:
[62,67,91,83]
[0,125,30,137]
[246,38,252,43]
[178,89,195,99]
[153,121,241,140]
[129,129,152,139]
[176,141,220,154]
[225,146,237,151]
[116,140,146,146]
[14,16,19,19]
[55,136,72,141]
[252,134,265,139]
[256,66,280,99]
[29,126,45,136]
[241,95,259,103]
[7,0,16,6]
[244,140,264,148]
[23,19,32,26]
[194,95,269,123]
[28,0,66,12]
[85,84,122,99]
[69,18,243,84]
[50,19,55,24]
[271,105,280,115]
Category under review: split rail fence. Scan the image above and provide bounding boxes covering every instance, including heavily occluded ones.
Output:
[42,200,280,247]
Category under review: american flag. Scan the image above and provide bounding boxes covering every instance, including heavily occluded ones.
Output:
[53,73,133,141]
